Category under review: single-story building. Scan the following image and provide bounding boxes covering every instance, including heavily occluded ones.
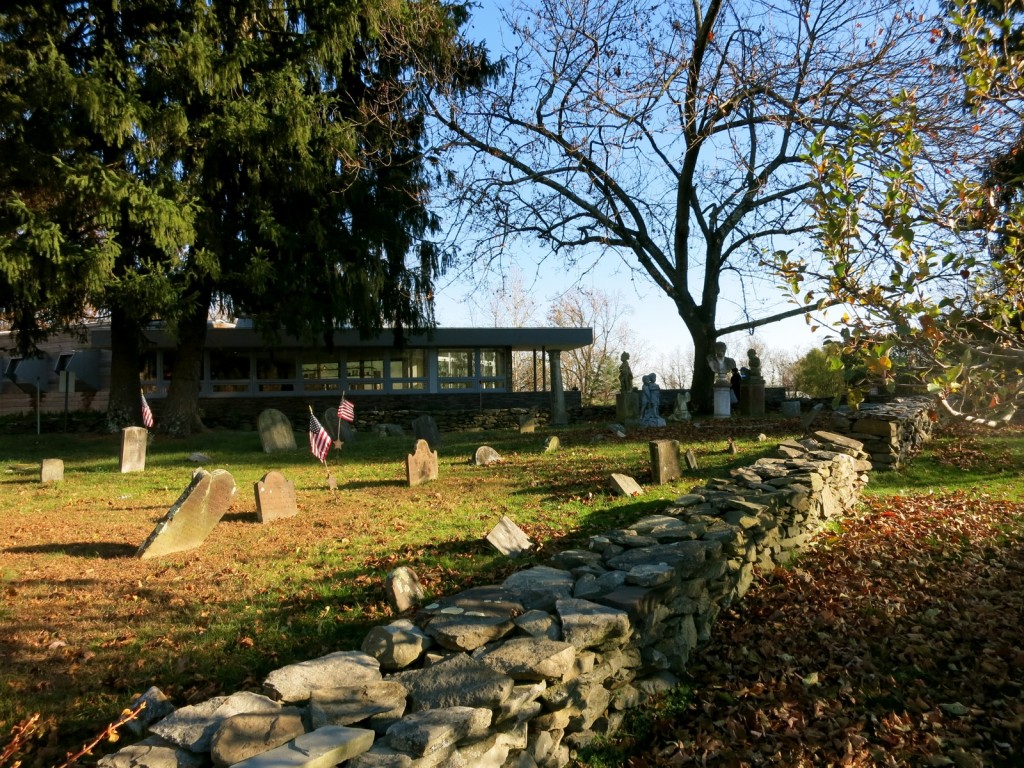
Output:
[1,322,594,426]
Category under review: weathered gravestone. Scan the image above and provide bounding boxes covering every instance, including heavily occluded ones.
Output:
[338,420,357,445]
[610,473,644,497]
[685,448,700,471]
[485,516,533,556]
[519,415,538,434]
[257,409,297,454]
[405,439,438,487]
[40,458,64,484]
[374,423,405,437]
[473,445,503,466]
[120,426,148,473]
[544,435,560,453]
[649,439,682,485]
[411,414,442,450]
[385,566,426,613]
[254,471,297,523]
[136,469,237,559]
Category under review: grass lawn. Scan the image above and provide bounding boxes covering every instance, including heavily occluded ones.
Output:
[0,416,792,767]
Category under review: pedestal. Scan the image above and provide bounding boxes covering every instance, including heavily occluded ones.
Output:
[740,378,765,417]
[616,391,640,423]
[713,384,732,419]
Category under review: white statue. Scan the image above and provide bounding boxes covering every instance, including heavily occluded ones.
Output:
[667,391,691,422]
[707,341,736,385]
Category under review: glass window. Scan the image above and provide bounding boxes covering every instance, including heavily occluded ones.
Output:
[437,350,472,378]
[347,355,384,391]
[209,350,251,393]
[479,349,506,379]
[301,354,340,392]
[255,352,295,392]
[390,349,425,379]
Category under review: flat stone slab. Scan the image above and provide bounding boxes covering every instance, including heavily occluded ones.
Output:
[98,738,206,768]
[604,539,710,577]
[211,708,305,767]
[390,652,514,712]
[309,681,407,729]
[417,586,524,652]
[257,409,297,453]
[264,651,381,703]
[501,566,575,612]
[556,598,632,650]
[136,469,236,559]
[476,637,577,681]
[254,470,297,523]
[231,725,375,768]
[149,692,280,752]
[385,707,491,758]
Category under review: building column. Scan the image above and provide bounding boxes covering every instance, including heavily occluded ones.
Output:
[547,350,568,426]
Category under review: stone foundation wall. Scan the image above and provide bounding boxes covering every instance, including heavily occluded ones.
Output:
[830,396,936,470]
[100,428,879,768]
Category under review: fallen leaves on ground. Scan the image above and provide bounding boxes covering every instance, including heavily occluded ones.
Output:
[624,492,1024,767]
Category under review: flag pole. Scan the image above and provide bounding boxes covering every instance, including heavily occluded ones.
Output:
[336,391,344,442]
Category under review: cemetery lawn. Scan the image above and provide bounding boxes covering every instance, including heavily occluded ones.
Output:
[0,418,788,767]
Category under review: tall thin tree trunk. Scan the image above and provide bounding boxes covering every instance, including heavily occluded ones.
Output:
[162,288,210,437]
[106,306,144,432]
[690,329,718,414]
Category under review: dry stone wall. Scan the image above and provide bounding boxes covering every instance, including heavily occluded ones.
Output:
[829,396,936,470]
[100,429,884,768]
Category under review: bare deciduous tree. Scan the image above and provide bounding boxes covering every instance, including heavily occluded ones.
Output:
[431,0,975,409]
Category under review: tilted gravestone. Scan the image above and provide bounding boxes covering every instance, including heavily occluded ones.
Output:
[518,415,538,434]
[685,448,700,471]
[322,408,341,441]
[136,469,237,559]
[544,435,561,453]
[338,420,357,444]
[254,470,297,523]
[649,439,682,485]
[120,426,148,473]
[411,415,442,450]
[610,473,644,497]
[385,566,426,613]
[40,458,64,484]
[405,439,438,487]
[485,516,533,556]
[257,409,297,454]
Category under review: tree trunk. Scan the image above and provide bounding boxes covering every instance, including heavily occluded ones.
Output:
[690,331,717,414]
[106,306,144,432]
[162,293,209,437]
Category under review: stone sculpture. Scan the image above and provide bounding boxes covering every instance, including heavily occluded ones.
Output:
[639,373,666,427]
[747,348,762,379]
[706,341,736,385]
[618,352,634,393]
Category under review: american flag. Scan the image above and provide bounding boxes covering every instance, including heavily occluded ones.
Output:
[141,392,154,429]
[337,395,355,423]
[309,413,332,463]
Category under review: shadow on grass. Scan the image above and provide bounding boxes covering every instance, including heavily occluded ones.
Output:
[3,542,137,558]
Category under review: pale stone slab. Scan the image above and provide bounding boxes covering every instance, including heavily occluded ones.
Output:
[254,471,297,523]
[390,653,515,712]
[610,473,644,497]
[501,566,575,612]
[136,469,236,559]
[257,409,297,454]
[149,692,280,752]
[485,516,532,556]
[231,725,375,768]
[308,681,407,729]
[385,706,492,758]
[476,638,576,681]
[120,426,148,473]
[211,708,305,767]
[264,651,381,703]
[98,738,205,768]
[685,449,699,471]
[406,439,438,487]
[385,566,425,613]
[556,598,632,650]
[124,687,175,736]
[544,435,560,453]
[40,458,64,484]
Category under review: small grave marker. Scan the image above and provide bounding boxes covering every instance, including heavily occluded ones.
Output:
[119,426,148,473]
[257,409,297,454]
[254,471,298,523]
[40,459,64,484]
[649,439,681,485]
[685,449,699,471]
[411,415,442,450]
[544,435,560,453]
[473,445,503,466]
[405,439,438,487]
[486,516,533,556]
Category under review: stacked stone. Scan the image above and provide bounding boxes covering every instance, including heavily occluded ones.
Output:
[99,434,875,768]
[830,396,935,470]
